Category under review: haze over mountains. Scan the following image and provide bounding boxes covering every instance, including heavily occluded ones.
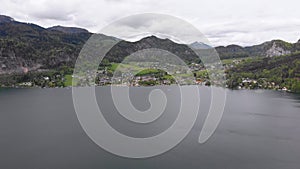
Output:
[0,15,300,75]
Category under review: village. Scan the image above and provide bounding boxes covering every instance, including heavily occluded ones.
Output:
[9,59,292,92]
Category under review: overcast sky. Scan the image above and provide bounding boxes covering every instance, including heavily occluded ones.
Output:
[1,0,300,46]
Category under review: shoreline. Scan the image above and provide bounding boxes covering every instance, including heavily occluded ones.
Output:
[0,85,298,94]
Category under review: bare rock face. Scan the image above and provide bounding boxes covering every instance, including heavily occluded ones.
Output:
[266,42,291,57]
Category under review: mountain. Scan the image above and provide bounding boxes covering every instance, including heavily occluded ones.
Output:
[215,45,249,59]
[189,41,212,49]
[215,40,298,59]
[0,15,14,23]
[0,14,300,76]
[0,15,92,75]
[47,26,89,34]
[0,15,204,75]
[295,39,300,49]
[105,36,200,63]
[246,40,294,57]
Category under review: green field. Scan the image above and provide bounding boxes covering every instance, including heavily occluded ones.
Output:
[64,75,73,86]
[135,69,164,76]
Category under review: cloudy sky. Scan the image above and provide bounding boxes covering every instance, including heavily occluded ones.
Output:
[1,0,300,46]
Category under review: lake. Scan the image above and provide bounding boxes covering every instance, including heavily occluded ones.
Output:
[1,86,300,169]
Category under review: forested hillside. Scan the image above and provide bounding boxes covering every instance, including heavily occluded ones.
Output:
[227,52,300,92]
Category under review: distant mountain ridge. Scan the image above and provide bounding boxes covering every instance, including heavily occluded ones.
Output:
[216,39,300,59]
[47,26,89,34]
[189,41,212,49]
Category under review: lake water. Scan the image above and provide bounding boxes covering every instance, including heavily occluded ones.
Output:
[1,86,300,169]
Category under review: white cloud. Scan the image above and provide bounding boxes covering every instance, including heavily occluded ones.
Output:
[0,0,299,46]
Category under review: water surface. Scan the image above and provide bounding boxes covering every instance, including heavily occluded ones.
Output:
[1,87,300,169]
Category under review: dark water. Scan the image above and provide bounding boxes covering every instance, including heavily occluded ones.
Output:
[1,86,300,169]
